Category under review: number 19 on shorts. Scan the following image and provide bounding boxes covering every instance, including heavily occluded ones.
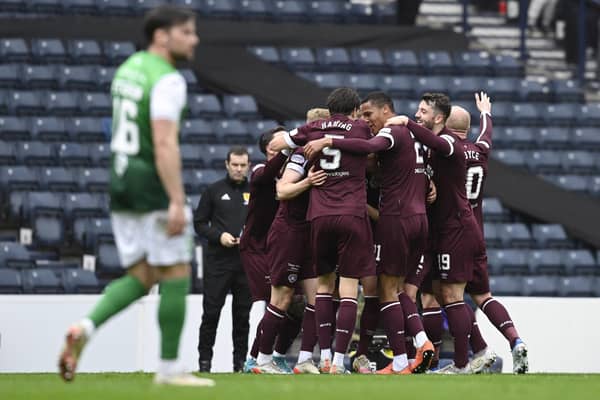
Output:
[437,253,451,271]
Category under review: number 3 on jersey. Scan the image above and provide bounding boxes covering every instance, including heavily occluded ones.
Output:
[111,97,140,155]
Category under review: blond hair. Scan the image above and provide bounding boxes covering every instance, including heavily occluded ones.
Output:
[306,108,330,123]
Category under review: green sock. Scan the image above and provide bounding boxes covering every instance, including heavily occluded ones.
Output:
[88,275,147,328]
[158,277,190,360]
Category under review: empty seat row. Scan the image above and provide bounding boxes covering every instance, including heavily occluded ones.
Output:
[0,166,109,192]
[250,47,525,77]
[491,127,600,150]
[487,249,598,276]
[483,223,574,249]
[492,150,600,175]
[542,175,600,195]
[0,267,101,294]
[490,275,600,297]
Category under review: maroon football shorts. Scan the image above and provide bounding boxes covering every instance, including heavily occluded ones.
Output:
[375,214,428,277]
[267,220,316,288]
[465,253,491,295]
[432,215,485,284]
[310,214,376,279]
[240,248,271,302]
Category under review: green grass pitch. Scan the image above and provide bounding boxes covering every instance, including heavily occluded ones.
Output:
[1,373,599,400]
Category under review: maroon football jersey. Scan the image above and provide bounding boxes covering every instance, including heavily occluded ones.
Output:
[274,149,310,226]
[462,112,493,231]
[239,152,288,252]
[283,114,371,220]
[406,120,471,237]
[330,125,428,217]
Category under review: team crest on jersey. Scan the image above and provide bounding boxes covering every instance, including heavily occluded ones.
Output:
[288,274,298,284]
[243,192,250,205]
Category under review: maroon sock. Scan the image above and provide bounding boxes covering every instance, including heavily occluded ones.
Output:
[444,301,471,368]
[334,297,358,354]
[380,301,407,356]
[481,297,520,348]
[250,320,263,358]
[465,305,487,354]
[258,304,285,355]
[422,307,444,349]
[357,296,379,356]
[300,304,318,353]
[399,292,425,338]
[274,313,302,355]
[406,337,416,359]
[331,298,340,347]
[316,293,334,351]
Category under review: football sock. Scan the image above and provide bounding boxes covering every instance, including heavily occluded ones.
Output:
[333,352,345,367]
[250,321,263,359]
[393,353,409,372]
[398,292,427,342]
[88,274,147,328]
[274,313,302,355]
[258,304,285,358]
[466,305,487,354]
[257,352,272,365]
[444,301,471,369]
[380,302,407,360]
[422,307,444,350]
[157,359,179,377]
[357,296,379,356]
[297,351,313,364]
[480,297,520,348]
[414,331,429,349]
[158,277,190,360]
[299,305,317,354]
[248,300,266,358]
[315,293,334,354]
[320,348,332,362]
[406,337,416,359]
[334,298,358,356]
[331,297,340,347]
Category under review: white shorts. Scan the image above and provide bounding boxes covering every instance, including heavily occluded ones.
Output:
[110,206,194,268]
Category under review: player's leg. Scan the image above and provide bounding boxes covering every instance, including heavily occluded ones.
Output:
[421,289,443,368]
[273,295,303,371]
[439,281,472,373]
[198,265,232,372]
[315,272,337,372]
[354,274,378,374]
[230,269,252,372]
[294,277,320,374]
[330,276,360,374]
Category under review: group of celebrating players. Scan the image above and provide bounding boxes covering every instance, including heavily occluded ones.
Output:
[239,87,529,375]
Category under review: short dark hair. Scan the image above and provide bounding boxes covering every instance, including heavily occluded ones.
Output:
[259,126,286,155]
[226,146,249,162]
[326,87,361,116]
[143,5,195,44]
[361,91,395,113]
[421,92,451,121]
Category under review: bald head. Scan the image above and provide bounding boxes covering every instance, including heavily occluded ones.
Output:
[446,106,471,139]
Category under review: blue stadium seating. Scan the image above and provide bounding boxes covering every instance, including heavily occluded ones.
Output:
[64,0,98,14]
[0,166,39,192]
[201,0,238,18]
[484,77,520,101]
[498,127,536,149]
[33,214,65,247]
[46,91,80,116]
[588,176,600,196]
[8,90,44,115]
[181,119,214,144]
[62,269,101,293]
[536,127,570,149]
[489,275,524,295]
[551,79,584,103]
[483,222,502,248]
[184,169,222,193]
[188,94,223,119]
[22,268,63,293]
[57,66,97,90]
[448,76,483,101]
[552,175,588,192]
[58,142,92,166]
[248,46,280,64]
[205,145,230,168]
[305,72,344,89]
[181,145,208,169]
[237,0,270,19]
[381,75,414,98]
[21,64,59,89]
[89,143,110,167]
[245,120,279,138]
[522,275,559,296]
[558,276,596,297]
[527,150,562,174]
[31,117,69,142]
[95,242,122,277]
[40,167,78,192]
[30,0,64,14]
[575,103,600,126]
[454,51,492,76]
[562,250,597,275]
[383,49,419,74]
[80,92,111,116]
[487,249,529,275]
[0,116,30,141]
[0,141,18,164]
[0,242,34,269]
[97,66,116,91]
[541,103,577,127]
[492,149,527,169]
[280,47,315,71]
[16,142,55,166]
[315,47,352,72]
[0,39,30,62]
[64,192,105,222]
[350,48,386,73]
[308,1,345,23]
[572,128,600,150]
[31,39,67,63]
[531,224,571,248]
[68,117,107,142]
[96,0,134,16]
[490,53,524,77]
[79,168,109,192]
[420,51,455,75]
[346,74,380,94]
[561,151,596,174]
[74,217,113,250]
[528,249,564,275]
[519,79,551,102]
[0,64,20,88]
[212,119,252,144]
[510,103,540,126]
[222,95,259,119]
[0,269,22,293]
[482,198,510,222]
[68,39,103,64]
[414,76,448,96]
[271,0,308,22]
[103,41,135,64]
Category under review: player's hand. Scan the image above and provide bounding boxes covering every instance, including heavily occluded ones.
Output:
[307,166,327,186]
[475,91,492,114]
[220,232,238,247]
[385,115,409,127]
[427,180,437,204]
[303,137,331,159]
[167,201,186,236]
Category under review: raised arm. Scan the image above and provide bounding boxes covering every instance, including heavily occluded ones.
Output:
[474,91,493,152]
[405,120,454,157]
[250,152,288,185]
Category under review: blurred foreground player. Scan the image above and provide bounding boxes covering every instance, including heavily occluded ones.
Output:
[58,6,214,387]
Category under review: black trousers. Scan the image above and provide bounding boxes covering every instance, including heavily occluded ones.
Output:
[197,255,252,369]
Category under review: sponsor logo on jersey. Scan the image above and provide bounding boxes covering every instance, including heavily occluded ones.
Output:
[221,193,231,201]
[243,192,250,205]
[288,274,298,284]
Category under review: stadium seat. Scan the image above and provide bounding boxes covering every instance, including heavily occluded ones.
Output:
[96,242,123,278]
[350,48,386,73]
[572,128,600,150]
[486,101,511,125]
[40,167,78,191]
[314,47,352,72]
[541,103,577,127]
[31,117,69,142]
[56,65,97,90]
[561,151,596,174]
[80,92,111,116]
[383,49,419,74]
[8,90,45,115]
[89,143,110,167]
[24,191,63,221]
[67,117,107,142]
[31,39,67,63]
[58,142,91,166]
[22,268,63,294]
[0,64,21,88]
[522,275,559,296]
[74,217,113,250]
[492,149,527,169]
[103,41,136,64]
[0,269,22,293]
[20,64,59,89]
[0,38,30,62]
[188,94,223,119]
[345,74,380,94]
[551,79,584,103]
[96,0,134,16]
[487,249,529,275]
[0,116,30,141]
[180,69,200,92]
[531,224,571,249]
[222,95,259,119]
[67,39,103,64]
[212,119,252,144]
[245,120,280,139]
[183,169,221,194]
[0,141,17,165]
[519,78,551,102]
[558,276,596,297]
[413,76,448,96]
[64,192,105,223]
[528,249,564,275]
[491,53,524,77]
[180,119,214,144]
[488,275,524,296]
[420,51,455,75]
[307,1,345,23]
[96,66,116,91]
[527,150,562,174]
[588,176,600,196]
[280,47,315,71]
[562,250,597,275]
[79,168,109,192]
[448,76,484,101]
[205,145,230,168]
[62,269,101,294]
[0,166,39,192]
[575,103,600,127]
[553,175,588,192]
[497,223,533,248]
[132,0,168,15]
[483,77,520,101]
[497,127,536,150]
[64,0,98,14]
[510,103,540,126]
[0,242,34,269]
[33,214,65,248]
[237,0,270,19]
[181,144,208,169]
[454,51,492,76]
[29,0,64,13]
[536,127,570,150]
[271,0,308,22]
[248,46,280,64]
[482,198,509,222]
[380,75,415,98]
[308,72,345,89]
[346,2,376,24]
[46,91,80,116]
[483,222,502,248]
[16,141,56,166]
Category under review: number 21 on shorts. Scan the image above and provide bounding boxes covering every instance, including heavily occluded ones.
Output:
[437,253,451,271]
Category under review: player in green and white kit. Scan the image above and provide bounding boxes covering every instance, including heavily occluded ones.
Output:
[58,5,213,387]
